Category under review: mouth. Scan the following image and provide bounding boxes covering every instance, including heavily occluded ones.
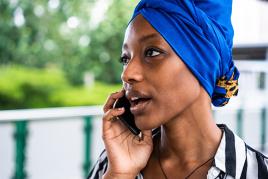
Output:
[127,94,152,115]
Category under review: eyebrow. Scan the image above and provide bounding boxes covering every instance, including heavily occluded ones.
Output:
[122,33,161,50]
[138,33,160,43]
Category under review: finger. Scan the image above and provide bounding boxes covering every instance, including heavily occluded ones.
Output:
[102,107,125,132]
[103,89,124,112]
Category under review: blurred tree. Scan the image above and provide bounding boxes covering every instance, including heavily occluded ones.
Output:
[0,0,20,64]
[0,0,138,85]
[87,0,138,83]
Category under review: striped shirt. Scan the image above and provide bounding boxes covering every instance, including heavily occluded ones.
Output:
[88,124,268,179]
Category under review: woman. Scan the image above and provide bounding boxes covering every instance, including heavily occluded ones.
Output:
[88,0,268,178]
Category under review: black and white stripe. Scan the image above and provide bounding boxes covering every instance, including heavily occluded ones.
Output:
[210,124,268,179]
[88,124,268,179]
[88,150,108,179]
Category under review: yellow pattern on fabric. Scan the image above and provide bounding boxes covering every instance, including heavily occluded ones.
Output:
[216,73,238,99]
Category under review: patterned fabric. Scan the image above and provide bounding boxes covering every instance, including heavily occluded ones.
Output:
[212,67,239,106]
[129,0,240,107]
[87,124,268,179]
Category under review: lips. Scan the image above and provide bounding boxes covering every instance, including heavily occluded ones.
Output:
[126,90,152,115]
[130,98,151,115]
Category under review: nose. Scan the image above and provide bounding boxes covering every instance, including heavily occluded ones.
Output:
[121,56,143,84]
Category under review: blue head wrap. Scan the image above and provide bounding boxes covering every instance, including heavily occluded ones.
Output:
[129,0,239,107]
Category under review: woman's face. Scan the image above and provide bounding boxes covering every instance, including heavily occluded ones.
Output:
[121,14,201,130]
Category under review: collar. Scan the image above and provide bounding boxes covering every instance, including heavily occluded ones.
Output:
[214,124,247,178]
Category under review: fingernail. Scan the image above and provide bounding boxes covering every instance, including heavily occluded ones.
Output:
[118,107,124,111]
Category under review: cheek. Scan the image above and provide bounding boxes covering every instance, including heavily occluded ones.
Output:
[135,73,200,130]
[171,71,200,99]
[152,68,200,123]
[134,61,200,129]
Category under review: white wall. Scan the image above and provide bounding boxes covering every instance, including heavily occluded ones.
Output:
[232,0,268,45]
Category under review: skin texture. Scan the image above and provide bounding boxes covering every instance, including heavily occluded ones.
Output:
[102,14,222,179]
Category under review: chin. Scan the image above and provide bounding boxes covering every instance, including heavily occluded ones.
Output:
[134,114,161,131]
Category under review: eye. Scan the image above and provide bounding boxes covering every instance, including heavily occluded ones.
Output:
[145,48,161,57]
[119,55,130,65]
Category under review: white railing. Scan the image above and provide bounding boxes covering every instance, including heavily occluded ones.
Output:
[0,106,104,179]
[0,105,103,122]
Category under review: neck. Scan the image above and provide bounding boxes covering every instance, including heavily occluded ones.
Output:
[159,89,222,168]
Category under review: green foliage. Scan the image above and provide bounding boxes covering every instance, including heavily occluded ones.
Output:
[0,65,121,109]
[88,0,139,83]
[53,82,122,106]
[0,0,139,109]
[0,0,139,85]
[0,65,69,109]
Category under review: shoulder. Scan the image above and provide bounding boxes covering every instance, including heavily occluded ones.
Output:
[215,124,268,178]
[246,144,268,160]
[87,150,108,179]
[243,144,268,178]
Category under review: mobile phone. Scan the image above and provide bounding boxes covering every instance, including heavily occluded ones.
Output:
[113,95,141,136]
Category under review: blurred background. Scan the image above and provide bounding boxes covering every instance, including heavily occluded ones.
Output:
[0,0,268,178]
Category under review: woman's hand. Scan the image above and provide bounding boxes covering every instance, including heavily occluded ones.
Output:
[102,90,153,179]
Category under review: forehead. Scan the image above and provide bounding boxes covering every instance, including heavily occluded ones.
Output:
[123,14,163,47]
